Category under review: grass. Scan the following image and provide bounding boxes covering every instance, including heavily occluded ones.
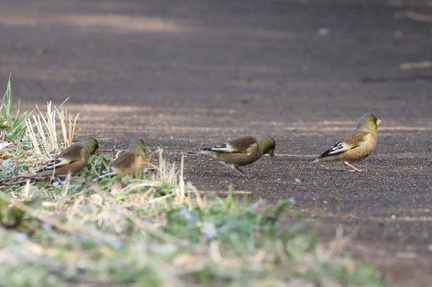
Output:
[0,79,385,286]
[0,75,33,140]
[25,100,78,159]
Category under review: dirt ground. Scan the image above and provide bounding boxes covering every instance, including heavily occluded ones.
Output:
[1,0,431,285]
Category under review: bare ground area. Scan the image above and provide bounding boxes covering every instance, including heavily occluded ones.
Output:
[1,0,432,285]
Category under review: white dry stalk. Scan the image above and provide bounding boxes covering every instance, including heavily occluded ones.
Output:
[328,225,356,257]
[60,173,72,198]
[24,103,58,158]
[209,240,222,263]
[121,181,161,194]
[36,103,58,150]
[187,182,204,208]
[25,114,57,158]
[25,116,47,158]
[175,155,186,204]
[25,101,79,158]
[56,106,79,147]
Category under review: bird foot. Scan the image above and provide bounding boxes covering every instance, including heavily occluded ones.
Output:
[344,161,365,172]
[348,168,365,173]
[233,168,246,177]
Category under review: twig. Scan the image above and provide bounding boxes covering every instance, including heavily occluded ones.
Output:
[404,11,432,22]
[199,190,252,195]
[400,61,432,70]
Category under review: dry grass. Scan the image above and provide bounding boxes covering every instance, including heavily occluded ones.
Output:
[25,100,79,158]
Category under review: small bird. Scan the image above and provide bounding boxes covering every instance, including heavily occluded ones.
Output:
[313,113,381,172]
[36,137,99,176]
[189,135,276,176]
[93,139,148,181]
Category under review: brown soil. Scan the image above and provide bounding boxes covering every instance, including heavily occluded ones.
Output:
[1,0,431,285]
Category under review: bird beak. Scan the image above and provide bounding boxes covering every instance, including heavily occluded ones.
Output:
[377,119,382,125]
[269,149,275,158]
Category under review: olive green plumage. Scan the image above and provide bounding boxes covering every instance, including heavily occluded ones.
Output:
[190,135,276,175]
[313,113,381,172]
[36,137,99,176]
[93,139,148,180]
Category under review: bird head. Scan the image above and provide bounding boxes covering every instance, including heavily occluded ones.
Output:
[357,113,381,133]
[129,139,148,155]
[258,136,276,157]
[80,137,99,155]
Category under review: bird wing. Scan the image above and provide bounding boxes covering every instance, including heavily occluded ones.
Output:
[207,136,257,153]
[204,143,241,153]
[317,130,370,159]
[342,130,370,149]
[92,168,116,181]
[318,141,352,158]
[45,157,76,169]
[36,156,77,174]
[91,153,133,181]
[111,152,137,169]
[58,145,88,160]
[36,145,85,173]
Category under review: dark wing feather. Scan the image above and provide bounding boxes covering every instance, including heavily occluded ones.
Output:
[317,142,346,159]
[317,130,370,160]
[202,137,256,153]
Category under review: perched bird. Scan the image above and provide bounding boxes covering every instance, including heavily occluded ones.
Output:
[36,137,99,176]
[189,135,276,176]
[93,139,148,181]
[313,113,381,172]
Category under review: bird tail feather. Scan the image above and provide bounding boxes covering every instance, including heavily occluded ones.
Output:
[188,150,215,156]
[92,170,116,182]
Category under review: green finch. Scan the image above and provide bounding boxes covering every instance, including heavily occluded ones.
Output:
[36,137,98,176]
[313,113,381,172]
[93,139,148,181]
[189,135,276,176]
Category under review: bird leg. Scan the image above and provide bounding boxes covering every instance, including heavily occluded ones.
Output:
[233,166,246,177]
[344,161,364,172]
[221,162,245,176]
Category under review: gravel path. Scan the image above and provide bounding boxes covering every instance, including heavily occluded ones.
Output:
[1,1,431,285]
